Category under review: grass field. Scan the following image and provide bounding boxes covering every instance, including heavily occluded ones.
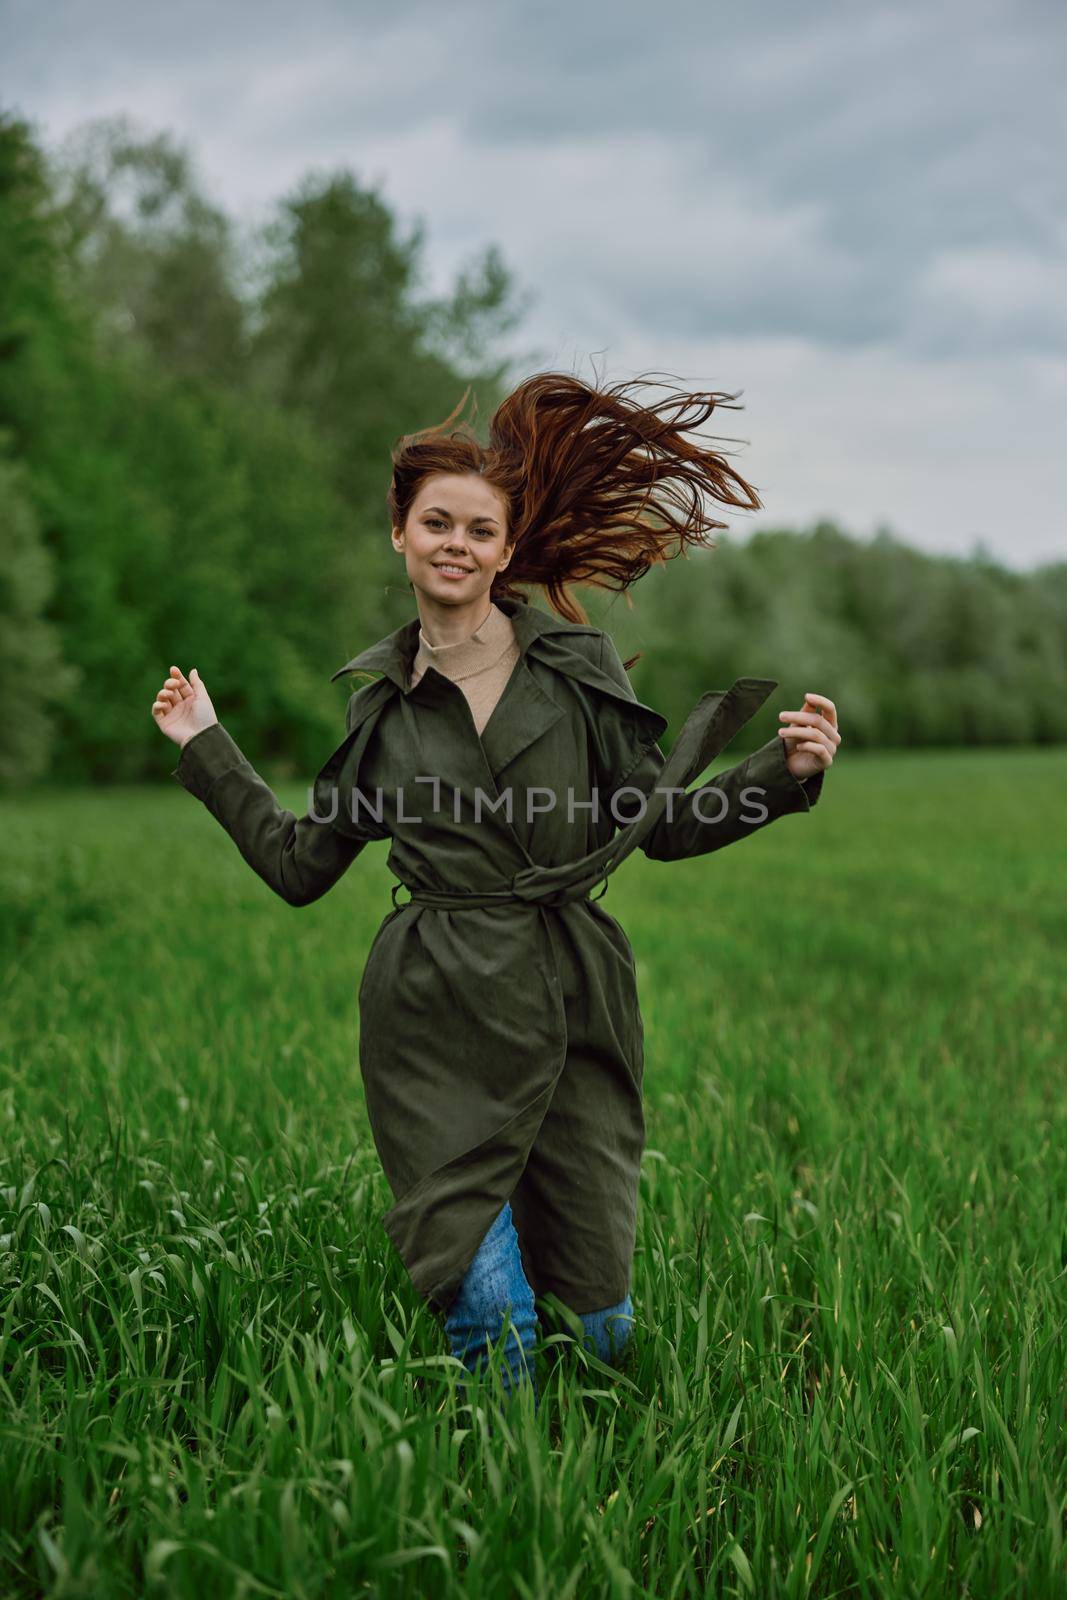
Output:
[1,748,1064,1597]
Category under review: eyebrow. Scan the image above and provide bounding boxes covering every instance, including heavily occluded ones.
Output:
[423,506,500,525]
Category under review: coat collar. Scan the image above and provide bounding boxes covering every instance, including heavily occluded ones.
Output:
[329,593,670,785]
[330,595,599,689]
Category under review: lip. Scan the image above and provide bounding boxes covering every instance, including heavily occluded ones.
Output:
[432,563,474,577]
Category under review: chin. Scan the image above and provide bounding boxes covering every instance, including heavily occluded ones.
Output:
[429,575,488,596]
[417,578,486,607]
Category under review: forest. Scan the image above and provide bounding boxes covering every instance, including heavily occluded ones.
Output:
[3,107,1065,790]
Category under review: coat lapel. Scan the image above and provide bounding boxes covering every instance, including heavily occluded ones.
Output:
[329,595,592,689]
[311,673,395,832]
[475,655,566,782]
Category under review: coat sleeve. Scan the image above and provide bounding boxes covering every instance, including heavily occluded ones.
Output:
[596,633,825,862]
[170,697,386,907]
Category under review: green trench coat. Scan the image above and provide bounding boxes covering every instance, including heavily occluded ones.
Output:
[171,596,825,1317]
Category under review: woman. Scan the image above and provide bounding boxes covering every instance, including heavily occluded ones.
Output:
[152,372,840,1411]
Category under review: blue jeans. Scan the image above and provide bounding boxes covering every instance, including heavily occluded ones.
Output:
[444,1198,635,1409]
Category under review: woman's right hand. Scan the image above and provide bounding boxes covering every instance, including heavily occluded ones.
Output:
[152,665,219,749]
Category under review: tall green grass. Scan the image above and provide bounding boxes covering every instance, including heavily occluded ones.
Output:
[1,750,1064,1596]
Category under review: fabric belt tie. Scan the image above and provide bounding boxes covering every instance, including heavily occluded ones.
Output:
[392,873,610,911]
[388,675,778,914]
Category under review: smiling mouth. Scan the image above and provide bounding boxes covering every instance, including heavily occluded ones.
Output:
[433,563,474,576]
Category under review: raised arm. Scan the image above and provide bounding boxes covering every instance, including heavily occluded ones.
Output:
[154,666,384,907]
[596,635,828,862]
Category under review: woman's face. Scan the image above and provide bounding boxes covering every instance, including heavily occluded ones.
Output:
[393,473,513,616]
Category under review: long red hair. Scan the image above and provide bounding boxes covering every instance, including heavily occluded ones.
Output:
[387,370,762,655]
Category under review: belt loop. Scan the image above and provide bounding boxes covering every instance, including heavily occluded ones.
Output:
[391,881,413,909]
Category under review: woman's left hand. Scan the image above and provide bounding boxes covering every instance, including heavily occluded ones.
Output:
[777,693,840,779]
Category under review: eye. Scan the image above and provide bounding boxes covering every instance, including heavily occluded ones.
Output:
[424,516,495,535]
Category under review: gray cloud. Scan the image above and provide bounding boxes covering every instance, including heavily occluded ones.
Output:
[433,0,1067,357]
[2,0,1064,563]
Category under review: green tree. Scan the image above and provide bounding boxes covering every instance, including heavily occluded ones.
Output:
[49,115,249,388]
[248,172,529,638]
[0,112,532,783]
[0,444,78,785]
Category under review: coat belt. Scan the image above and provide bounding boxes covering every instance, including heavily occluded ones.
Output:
[391,873,610,912]
[388,676,778,915]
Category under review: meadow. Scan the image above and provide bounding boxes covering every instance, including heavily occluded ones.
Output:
[1,747,1064,1597]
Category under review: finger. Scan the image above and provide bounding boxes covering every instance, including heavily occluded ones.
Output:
[779,711,841,743]
[783,712,841,744]
[803,693,837,726]
[794,739,833,765]
[169,667,195,700]
[779,727,834,759]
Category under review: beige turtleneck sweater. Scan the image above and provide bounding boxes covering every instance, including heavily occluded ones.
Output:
[409,600,521,735]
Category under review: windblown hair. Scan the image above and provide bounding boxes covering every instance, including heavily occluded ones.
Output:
[387,370,762,638]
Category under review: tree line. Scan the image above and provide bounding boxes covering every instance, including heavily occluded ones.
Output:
[1,108,1063,788]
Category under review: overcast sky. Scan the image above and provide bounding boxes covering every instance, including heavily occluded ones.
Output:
[5,0,1065,568]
